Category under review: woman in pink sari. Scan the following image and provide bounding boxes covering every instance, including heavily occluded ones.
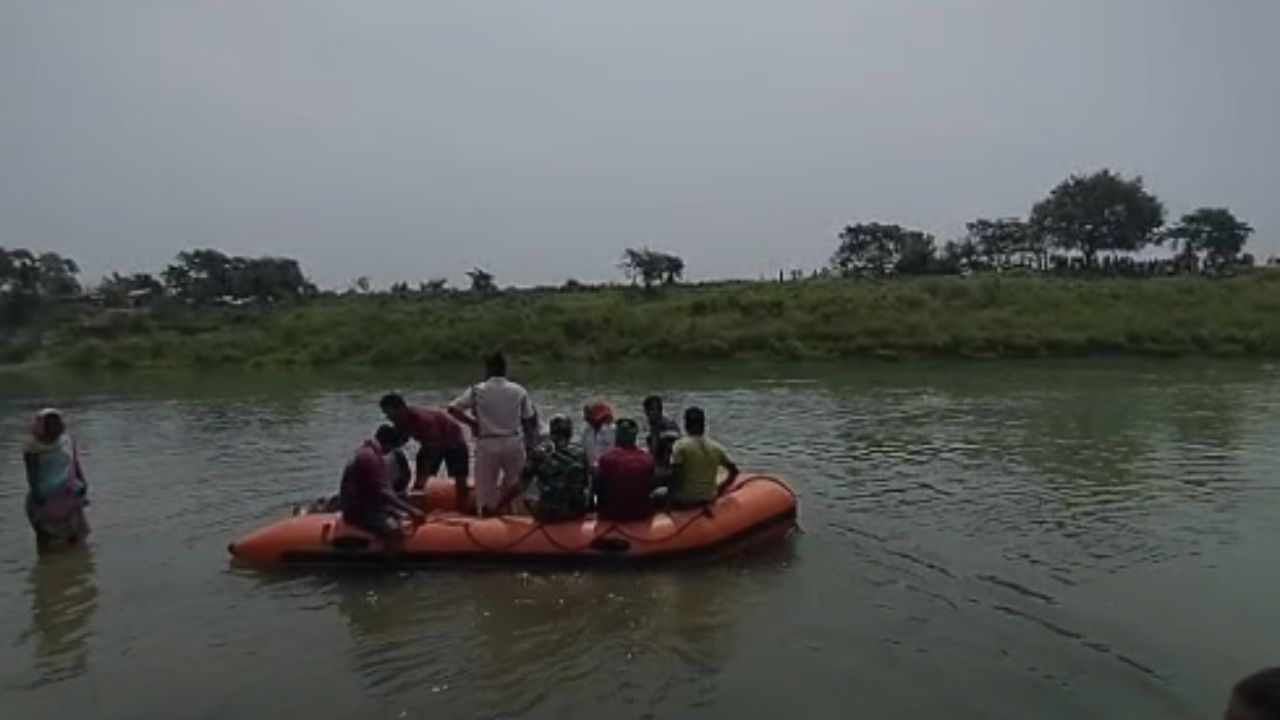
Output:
[23,409,89,550]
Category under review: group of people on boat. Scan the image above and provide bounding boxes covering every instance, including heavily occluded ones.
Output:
[337,352,740,538]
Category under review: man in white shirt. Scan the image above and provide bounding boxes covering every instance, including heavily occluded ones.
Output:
[448,352,538,515]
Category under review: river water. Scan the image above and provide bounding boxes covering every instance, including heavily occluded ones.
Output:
[1,361,1276,719]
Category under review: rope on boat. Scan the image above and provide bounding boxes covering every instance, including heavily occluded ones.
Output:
[397,473,797,554]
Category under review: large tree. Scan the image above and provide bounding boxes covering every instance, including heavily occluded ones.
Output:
[1029,170,1165,266]
[621,248,685,288]
[1,248,39,297]
[621,248,658,287]
[658,252,684,284]
[467,268,496,294]
[242,257,313,300]
[966,218,1036,270]
[36,253,82,298]
[939,238,980,274]
[1165,207,1254,270]
[0,247,79,299]
[164,249,312,302]
[831,223,936,276]
[895,232,937,275]
[164,249,232,300]
[0,247,82,322]
[420,278,449,294]
[99,272,164,303]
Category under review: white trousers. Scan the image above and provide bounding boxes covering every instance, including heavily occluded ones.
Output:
[473,436,526,513]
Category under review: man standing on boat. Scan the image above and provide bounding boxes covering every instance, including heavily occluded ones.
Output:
[380,393,470,508]
[448,352,539,516]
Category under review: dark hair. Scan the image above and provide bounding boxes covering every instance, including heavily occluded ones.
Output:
[683,406,706,435]
[1234,668,1280,720]
[548,415,573,440]
[379,393,407,412]
[374,424,408,448]
[615,418,640,446]
[643,395,663,413]
[485,352,507,378]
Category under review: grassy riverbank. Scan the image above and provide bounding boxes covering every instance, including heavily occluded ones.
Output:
[13,274,1280,369]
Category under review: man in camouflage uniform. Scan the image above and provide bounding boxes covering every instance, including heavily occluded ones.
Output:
[518,415,590,523]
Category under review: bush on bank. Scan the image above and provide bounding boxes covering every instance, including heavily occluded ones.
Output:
[25,273,1280,370]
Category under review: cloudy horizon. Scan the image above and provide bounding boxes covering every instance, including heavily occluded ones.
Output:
[1,0,1276,289]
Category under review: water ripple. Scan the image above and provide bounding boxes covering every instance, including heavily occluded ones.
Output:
[2,364,1278,719]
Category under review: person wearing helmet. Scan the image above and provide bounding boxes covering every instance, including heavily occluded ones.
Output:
[513,414,590,523]
[580,400,616,474]
[595,418,657,522]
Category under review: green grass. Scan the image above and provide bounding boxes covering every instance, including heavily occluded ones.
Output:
[14,273,1280,369]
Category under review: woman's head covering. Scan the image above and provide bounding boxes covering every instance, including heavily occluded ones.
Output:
[584,401,614,426]
[29,408,65,446]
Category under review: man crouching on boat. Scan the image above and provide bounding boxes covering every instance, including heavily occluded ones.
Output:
[340,425,426,538]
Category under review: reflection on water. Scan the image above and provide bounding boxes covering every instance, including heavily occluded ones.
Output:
[23,547,98,688]
[302,539,796,717]
[1,362,1278,719]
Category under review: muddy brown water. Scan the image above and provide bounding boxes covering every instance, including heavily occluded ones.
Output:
[2,361,1275,719]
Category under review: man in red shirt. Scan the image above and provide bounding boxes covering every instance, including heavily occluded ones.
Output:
[381,393,471,508]
[594,418,657,522]
[340,425,425,538]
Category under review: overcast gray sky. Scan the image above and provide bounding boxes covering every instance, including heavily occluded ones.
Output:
[1,1,1276,288]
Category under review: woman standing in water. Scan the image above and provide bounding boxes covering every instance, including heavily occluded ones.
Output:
[23,409,90,550]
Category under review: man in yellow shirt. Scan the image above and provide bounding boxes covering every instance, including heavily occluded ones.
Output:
[668,406,739,507]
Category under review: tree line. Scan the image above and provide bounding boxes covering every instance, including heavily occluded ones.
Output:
[409,248,687,296]
[0,248,83,322]
[0,247,315,322]
[0,168,1266,324]
[831,170,1256,277]
[156,249,315,303]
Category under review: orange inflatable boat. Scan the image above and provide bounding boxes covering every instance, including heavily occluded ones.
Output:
[228,474,797,566]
